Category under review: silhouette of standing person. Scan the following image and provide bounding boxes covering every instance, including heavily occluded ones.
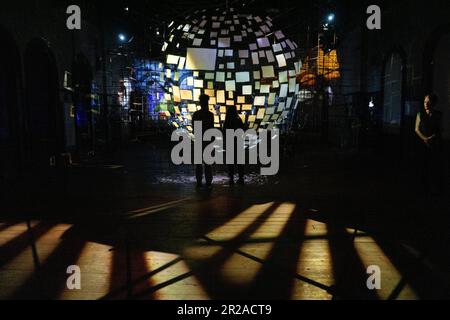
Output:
[415,94,444,195]
[223,105,245,185]
[193,94,215,188]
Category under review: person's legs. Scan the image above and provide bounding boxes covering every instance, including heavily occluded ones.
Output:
[228,165,235,184]
[204,164,213,186]
[237,165,245,184]
[195,165,203,187]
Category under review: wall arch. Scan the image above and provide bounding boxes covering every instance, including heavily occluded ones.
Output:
[381,47,407,133]
[72,52,94,154]
[0,25,22,183]
[24,38,63,168]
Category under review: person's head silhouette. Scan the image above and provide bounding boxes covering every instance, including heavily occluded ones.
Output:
[199,94,210,111]
[224,105,241,128]
[226,105,238,118]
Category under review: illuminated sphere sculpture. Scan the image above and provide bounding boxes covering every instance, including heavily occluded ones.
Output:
[162,7,301,134]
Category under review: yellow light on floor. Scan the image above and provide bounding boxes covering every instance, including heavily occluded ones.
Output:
[220,203,296,285]
[0,224,73,300]
[206,202,274,242]
[293,220,334,300]
[58,241,111,300]
[353,235,418,300]
[143,251,209,300]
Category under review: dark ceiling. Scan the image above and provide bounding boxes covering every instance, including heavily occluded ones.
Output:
[91,0,392,58]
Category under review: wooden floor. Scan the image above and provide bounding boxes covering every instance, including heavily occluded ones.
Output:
[0,197,423,300]
[1,142,449,300]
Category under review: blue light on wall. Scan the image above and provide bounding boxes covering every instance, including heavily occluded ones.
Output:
[132,59,171,114]
[75,103,89,127]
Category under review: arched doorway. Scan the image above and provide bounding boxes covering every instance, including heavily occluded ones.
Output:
[382,52,405,133]
[72,53,94,156]
[0,26,21,185]
[24,39,63,169]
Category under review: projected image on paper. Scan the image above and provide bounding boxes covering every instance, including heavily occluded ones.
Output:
[131,60,174,117]
[162,7,302,135]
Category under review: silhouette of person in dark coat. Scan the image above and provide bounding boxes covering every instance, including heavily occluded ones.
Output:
[223,105,245,185]
[415,94,444,195]
[192,94,215,188]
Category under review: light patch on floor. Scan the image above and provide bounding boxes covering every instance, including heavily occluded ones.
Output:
[304,219,328,237]
[296,240,335,288]
[292,220,334,299]
[126,198,191,219]
[0,224,72,299]
[142,251,209,300]
[206,202,274,241]
[182,243,223,261]
[248,203,295,240]
[0,222,38,246]
[58,242,114,300]
[220,243,274,286]
[291,280,333,300]
[353,237,418,300]
[219,203,295,286]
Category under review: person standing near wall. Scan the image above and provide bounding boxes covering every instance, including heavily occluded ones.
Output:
[415,94,444,195]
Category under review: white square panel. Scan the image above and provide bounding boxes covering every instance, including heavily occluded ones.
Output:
[242,85,252,95]
[178,57,186,70]
[194,79,204,88]
[276,54,287,68]
[266,50,275,63]
[239,50,249,58]
[289,79,296,93]
[275,31,285,40]
[280,84,288,98]
[236,72,250,83]
[262,65,275,78]
[252,52,259,65]
[254,96,266,106]
[279,71,288,83]
[225,80,236,92]
[257,37,270,48]
[268,93,276,105]
[166,54,180,65]
[260,85,270,94]
[193,38,202,46]
[186,48,217,71]
[216,72,225,82]
[272,43,282,53]
[218,37,231,47]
